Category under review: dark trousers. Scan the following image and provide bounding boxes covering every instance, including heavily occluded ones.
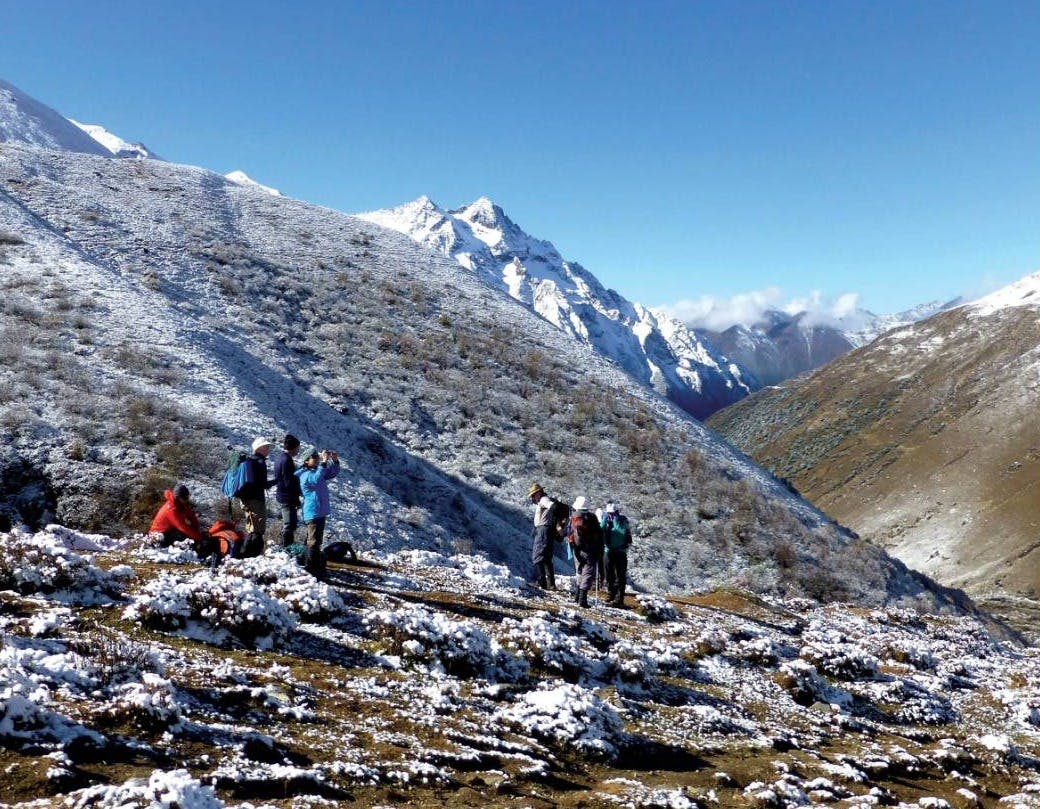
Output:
[605,549,628,601]
[279,503,299,547]
[531,525,555,588]
[304,517,326,577]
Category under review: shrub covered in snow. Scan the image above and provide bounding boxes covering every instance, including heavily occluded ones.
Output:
[499,614,599,682]
[776,660,845,707]
[123,570,297,649]
[0,529,130,601]
[94,672,184,732]
[635,593,680,623]
[495,682,625,760]
[364,603,505,678]
[63,769,223,809]
[222,554,346,621]
[800,641,879,680]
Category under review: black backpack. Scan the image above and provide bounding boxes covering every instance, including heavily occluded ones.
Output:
[547,499,570,542]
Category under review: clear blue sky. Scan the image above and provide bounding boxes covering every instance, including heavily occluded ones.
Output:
[5,0,1040,317]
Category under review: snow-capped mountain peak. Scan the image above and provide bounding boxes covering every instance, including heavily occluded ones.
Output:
[225,170,281,196]
[358,197,752,418]
[68,119,160,160]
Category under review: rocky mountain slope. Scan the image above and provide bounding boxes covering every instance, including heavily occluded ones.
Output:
[707,276,1040,620]
[358,197,754,419]
[0,137,961,610]
[693,302,955,388]
[0,525,1036,809]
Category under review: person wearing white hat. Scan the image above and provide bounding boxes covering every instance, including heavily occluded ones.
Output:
[565,495,604,608]
[236,437,277,557]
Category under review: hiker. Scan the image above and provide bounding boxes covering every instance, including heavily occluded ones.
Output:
[273,433,303,548]
[600,501,632,607]
[237,437,277,556]
[528,482,567,590]
[296,447,340,578]
[149,484,203,547]
[565,496,604,608]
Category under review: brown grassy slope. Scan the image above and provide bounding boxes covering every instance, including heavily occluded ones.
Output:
[707,305,1040,607]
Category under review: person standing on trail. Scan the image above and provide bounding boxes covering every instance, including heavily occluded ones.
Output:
[237,437,277,557]
[565,496,604,608]
[600,501,632,607]
[149,484,203,547]
[273,434,303,548]
[296,447,341,579]
[528,483,567,590]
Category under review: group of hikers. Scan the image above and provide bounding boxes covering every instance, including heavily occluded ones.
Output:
[148,440,632,601]
[528,482,633,608]
[149,434,346,578]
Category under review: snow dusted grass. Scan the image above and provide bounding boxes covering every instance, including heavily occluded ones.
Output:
[4,525,1040,808]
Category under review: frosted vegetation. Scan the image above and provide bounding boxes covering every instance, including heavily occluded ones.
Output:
[0,142,969,608]
[0,527,1038,807]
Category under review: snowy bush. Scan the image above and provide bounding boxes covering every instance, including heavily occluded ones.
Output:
[94,673,184,732]
[496,682,624,759]
[499,614,599,682]
[123,570,297,649]
[0,529,130,601]
[635,593,680,623]
[734,636,783,666]
[776,660,841,707]
[800,641,879,680]
[223,554,346,621]
[364,603,503,678]
[63,769,223,809]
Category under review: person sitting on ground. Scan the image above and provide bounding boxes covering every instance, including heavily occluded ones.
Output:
[149,484,203,548]
[600,501,632,607]
[296,447,341,579]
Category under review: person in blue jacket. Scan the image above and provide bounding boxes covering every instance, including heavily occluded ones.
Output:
[295,446,340,578]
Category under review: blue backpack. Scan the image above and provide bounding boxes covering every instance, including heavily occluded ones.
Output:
[221,450,254,499]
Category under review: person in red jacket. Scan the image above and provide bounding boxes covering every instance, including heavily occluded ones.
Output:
[150,484,203,547]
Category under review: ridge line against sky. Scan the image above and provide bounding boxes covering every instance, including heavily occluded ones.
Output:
[3,0,1040,318]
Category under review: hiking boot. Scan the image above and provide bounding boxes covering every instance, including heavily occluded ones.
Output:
[577,589,589,608]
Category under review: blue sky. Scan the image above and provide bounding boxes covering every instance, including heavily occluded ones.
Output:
[4,1,1040,320]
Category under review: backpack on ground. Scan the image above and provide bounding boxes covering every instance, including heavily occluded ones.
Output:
[547,499,570,542]
[220,449,254,500]
[207,520,245,558]
[604,513,630,550]
[325,540,358,563]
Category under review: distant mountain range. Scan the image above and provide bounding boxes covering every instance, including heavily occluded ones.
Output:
[358,197,754,419]
[694,301,958,387]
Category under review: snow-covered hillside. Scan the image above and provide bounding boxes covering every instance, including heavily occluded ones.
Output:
[0,79,111,157]
[358,197,753,419]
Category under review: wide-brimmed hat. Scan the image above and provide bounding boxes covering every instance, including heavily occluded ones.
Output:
[299,445,320,462]
[527,482,544,498]
[572,496,588,511]
[252,437,275,453]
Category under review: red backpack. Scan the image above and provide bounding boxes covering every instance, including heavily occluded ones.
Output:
[207,520,245,557]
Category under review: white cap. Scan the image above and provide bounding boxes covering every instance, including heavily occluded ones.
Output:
[572,496,588,511]
[605,502,618,514]
[251,437,275,453]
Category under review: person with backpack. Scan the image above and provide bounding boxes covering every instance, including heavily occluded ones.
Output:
[149,484,204,547]
[565,496,604,608]
[236,437,277,557]
[273,434,303,548]
[528,482,567,590]
[600,501,632,607]
[296,447,340,578]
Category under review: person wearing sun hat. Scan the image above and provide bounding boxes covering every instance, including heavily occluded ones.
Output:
[528,482,564,590]
[236,436,277,557]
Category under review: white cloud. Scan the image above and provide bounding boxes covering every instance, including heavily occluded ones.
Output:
[658,288,865,332]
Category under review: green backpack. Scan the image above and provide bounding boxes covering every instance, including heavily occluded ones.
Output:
[604,514,630,550]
